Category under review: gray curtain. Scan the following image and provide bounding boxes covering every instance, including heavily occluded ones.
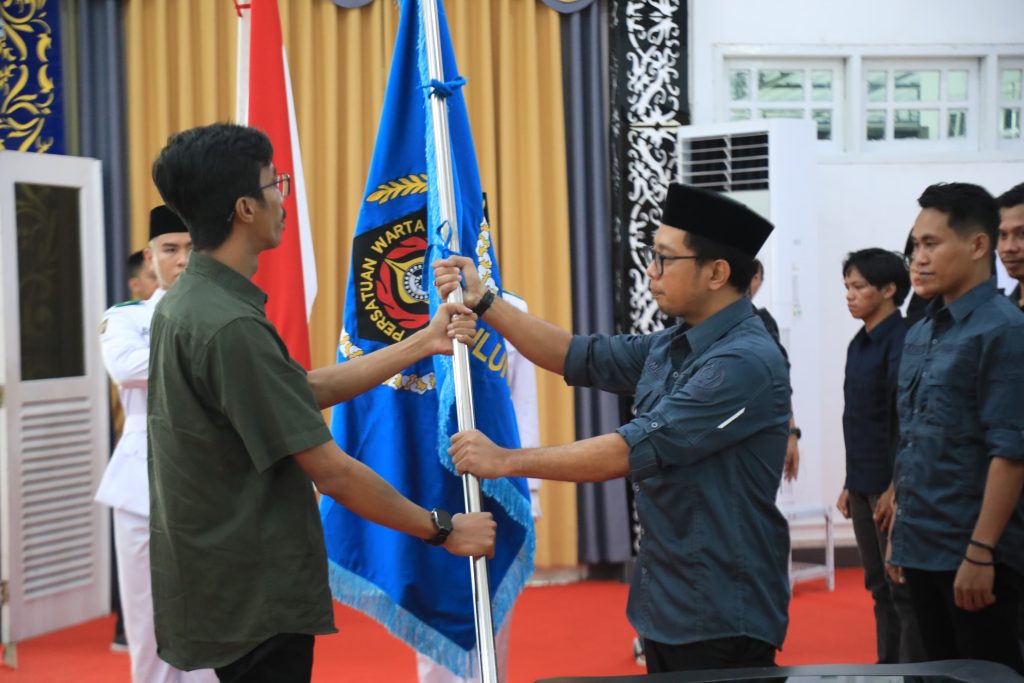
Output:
[77,0,130,306]
[561,1,631,564]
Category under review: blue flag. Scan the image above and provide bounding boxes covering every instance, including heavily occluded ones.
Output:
[320,0,535,676]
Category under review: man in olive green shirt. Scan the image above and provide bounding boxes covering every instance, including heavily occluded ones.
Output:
[150,123,495,682]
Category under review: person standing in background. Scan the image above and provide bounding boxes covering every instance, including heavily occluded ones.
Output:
[95,207,215,683]
[835,248,923,663]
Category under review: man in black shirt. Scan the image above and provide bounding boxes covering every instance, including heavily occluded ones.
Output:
[836,248,922,663]
[997,183,1024,310]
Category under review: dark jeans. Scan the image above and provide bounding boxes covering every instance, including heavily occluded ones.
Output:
[904,565,1024,674]
[644,636,776,673]
[215,633,314,683]
[848,490,925,663]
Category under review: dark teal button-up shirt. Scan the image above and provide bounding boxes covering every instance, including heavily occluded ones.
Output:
[891,278,1024,574]
[564,297,792,648]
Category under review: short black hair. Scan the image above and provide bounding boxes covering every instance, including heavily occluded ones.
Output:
[842,248,910,306]
[683,231,759,294]
[152,123,273,251]
[753,258,764,279]
[917,182,999,253]
[127,250,146,278]
[997,182,1024,209]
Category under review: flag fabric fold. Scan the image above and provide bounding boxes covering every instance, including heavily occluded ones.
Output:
[321,0,535,677]
[237,0,317,369]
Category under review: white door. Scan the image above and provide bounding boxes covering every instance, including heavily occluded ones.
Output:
[0,151,110,645]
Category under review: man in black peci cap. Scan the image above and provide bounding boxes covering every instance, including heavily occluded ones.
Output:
[435,183,793,673]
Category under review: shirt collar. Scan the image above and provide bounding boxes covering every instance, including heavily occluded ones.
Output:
[679,297,754,358]
[187,252,268,309]
[147,287,167,305]
[863,309,903,341]
[924,277,998,324]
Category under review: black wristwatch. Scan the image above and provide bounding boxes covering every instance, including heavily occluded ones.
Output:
[789,426,802,440]
[425,508,453,546]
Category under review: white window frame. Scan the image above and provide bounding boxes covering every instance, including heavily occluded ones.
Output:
[721,58,845,152]
[997,58,1024,148]
[860,58,979,151]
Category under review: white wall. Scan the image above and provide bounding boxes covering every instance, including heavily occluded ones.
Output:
[690,0,1024,545]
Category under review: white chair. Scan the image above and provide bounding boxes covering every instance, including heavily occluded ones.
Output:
[778,502,835,591]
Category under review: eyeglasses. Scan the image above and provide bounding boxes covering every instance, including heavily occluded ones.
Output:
[258,173,291,199]
[642,245,699,276]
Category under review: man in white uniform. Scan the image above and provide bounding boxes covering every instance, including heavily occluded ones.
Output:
[95,206,215,683]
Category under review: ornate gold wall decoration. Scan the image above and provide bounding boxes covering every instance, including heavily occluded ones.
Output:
[1,0,62,153]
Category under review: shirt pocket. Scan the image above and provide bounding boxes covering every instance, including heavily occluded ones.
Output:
[923,344,978,432]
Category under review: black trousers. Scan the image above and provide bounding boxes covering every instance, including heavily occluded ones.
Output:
[644,636,776,674]
[848,490,924,663]
[903,565,1024,674]
[215,633,315,683]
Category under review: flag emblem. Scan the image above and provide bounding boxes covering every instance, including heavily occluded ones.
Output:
[353,209,429,344]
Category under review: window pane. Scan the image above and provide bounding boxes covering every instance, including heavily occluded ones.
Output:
[1002,69,1023,100]
[894,109,939,139]
[1002,108,1022,139]
[758,70,804,102]
[948,109,967,138]
[730,109,752,121]
[812,109,832,140]
[947,71,968,101]
[15,183,85,380]
[867,70,887,102]
[811,70,833,102]
[866,110,887,140]
[759,108,804,119]
[730,70,750,101]
[894,70,940,102]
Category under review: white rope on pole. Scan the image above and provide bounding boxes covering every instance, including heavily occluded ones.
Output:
[420,1,499,681]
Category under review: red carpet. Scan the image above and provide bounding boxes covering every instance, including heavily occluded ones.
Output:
[0,569,872,682]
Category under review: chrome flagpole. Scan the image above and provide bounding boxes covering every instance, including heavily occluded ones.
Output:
[420,1,499,682]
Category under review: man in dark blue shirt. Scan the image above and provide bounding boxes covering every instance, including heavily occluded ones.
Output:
[997,183,1024,311]
[436,184,793,674]
[836,248,922,663]
[888,183,1024,673]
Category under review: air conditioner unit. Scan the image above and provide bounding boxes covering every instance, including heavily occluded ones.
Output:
[676,119,826,541]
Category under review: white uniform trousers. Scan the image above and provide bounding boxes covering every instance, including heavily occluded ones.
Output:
[415,620,511,683]
[113,508,218,683]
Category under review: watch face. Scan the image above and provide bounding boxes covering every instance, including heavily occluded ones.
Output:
[433,508,453,534]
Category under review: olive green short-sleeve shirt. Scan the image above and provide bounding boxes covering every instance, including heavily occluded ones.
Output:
[148,252,336,670]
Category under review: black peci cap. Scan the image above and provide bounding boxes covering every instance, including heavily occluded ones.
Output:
[659,183,774,257]
[149,205,187,240]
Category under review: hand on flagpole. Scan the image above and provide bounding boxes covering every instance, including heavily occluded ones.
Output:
[433,256,486,307]
[449,429,511,480]
[445,512,498,559]
[417,302,477,356]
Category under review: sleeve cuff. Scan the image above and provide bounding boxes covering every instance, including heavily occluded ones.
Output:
[562,335,589,388]
[617,415,665,482]
[254,424,334,473]
[986,428,1024,461]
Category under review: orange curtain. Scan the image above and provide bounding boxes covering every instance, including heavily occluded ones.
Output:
[124,0,577,566]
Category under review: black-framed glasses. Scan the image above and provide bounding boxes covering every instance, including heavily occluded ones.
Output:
[642,244,699,276]
[258,173,291,199]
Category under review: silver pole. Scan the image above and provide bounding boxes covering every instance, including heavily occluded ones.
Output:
[420,1,499,682]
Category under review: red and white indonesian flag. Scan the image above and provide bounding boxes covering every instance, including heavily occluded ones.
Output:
[235,0,317,368]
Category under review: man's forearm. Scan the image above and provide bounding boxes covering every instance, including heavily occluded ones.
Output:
[478,296,572,376]
[317,451,436,540]
[969,456,1024,549]
[308,332,431,408]
[506,433,630,483]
